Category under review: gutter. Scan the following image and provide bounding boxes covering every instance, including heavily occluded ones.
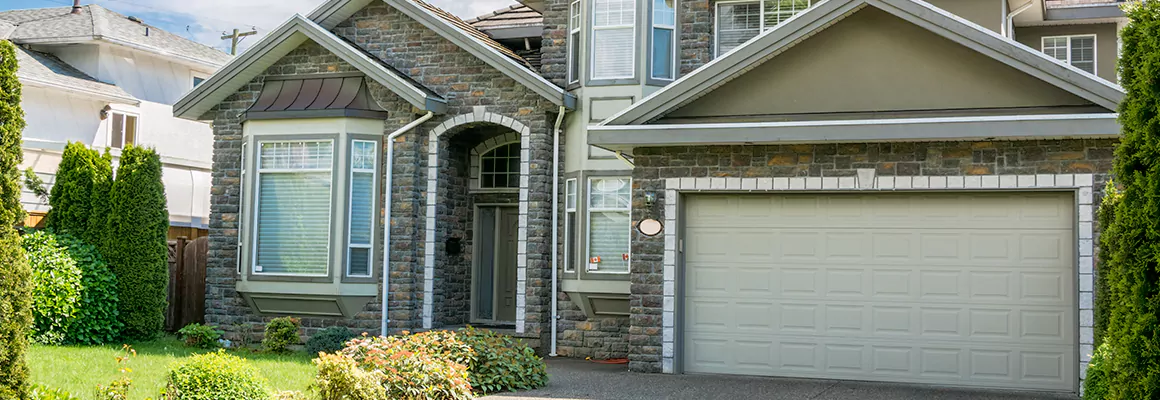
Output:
[550,106,565,357]
[1004,0,1035,39]
[19,77,140,105]
[381,111,436,336]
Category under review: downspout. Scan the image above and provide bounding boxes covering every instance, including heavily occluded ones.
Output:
[381,111,436,336]
[1005,0,1034,39]
[550,106,566,357]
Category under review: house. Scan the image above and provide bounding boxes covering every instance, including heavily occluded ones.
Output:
[175,0,1126,394]
[4,2,231,237]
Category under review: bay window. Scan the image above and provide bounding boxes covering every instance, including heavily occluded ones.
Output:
[569,0,582,84]
[651,0,676,80]
[592,0,637,80]
[716,0,813,57]
[1042,35,1096,75]
[587,177,631,273]
[253,140,334,276]
[346,140,377,278]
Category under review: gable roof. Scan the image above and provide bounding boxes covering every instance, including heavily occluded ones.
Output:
[308,0,575,109]
[601,0,1125,126]
[15,45,138,104]
[0,5,230,68]
[174,15,447,120]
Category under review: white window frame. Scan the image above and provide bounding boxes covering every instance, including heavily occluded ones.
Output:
[192,71,210,89]
[569,0,583,85]
[251,139,335,277]
[651,0,677,81]
[585,176,632,275]
[591,0,638,80]
[237,141,247,275]
[714,0,812,58]
[1041,34,1097,75]
[346,139,378,278]
[565,178,578,273]
[107,111,139,149]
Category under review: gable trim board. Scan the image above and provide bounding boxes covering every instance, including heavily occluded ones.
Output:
[600,0,1125,127]
[308,0,576,109]
[174,15,448,120]
[589,113,1120,149]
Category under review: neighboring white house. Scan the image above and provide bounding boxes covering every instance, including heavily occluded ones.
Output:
[1,3,230,233]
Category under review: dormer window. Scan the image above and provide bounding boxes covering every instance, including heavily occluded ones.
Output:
[592,0,637,80]
[569,0,582,84]
[716,0,813,57]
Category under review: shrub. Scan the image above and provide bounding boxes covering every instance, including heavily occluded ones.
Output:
[163,351,269,400]
[104,146,169,340]
[459,326,548,393]
[87,150,113,250]
[271,391,309,400]
[22,230,83,345]
[45,143,103,237]
[31,384,80,400]
[334,335,473,400]
[177,323,223,349]
[56,234,120,345]
[1084,343,1112,400]
[313,353,387,400]
[1098,2,1160,398]
[94,345,137,400]
[263,317,301,353]
[306,326,357,355]
[1093,182,1120,347]
[0,39,32,399]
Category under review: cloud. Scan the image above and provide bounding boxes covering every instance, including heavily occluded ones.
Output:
[88,0,520,53]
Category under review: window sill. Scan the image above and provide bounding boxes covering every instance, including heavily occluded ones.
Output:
[236,281,377,318]
[562,279,630,318]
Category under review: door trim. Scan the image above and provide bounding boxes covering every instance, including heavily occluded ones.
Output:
[471,204,518,325]
[660,173,1095,394]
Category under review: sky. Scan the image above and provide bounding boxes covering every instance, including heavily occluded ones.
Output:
[0,0,518,54]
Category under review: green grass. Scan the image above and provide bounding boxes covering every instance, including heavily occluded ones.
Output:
[29,336,316,399]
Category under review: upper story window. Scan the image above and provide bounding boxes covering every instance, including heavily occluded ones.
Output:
[592,0,637,80]
[651,0,676,80]
[569,0,583,84]
[1043,35,1096,75]
[565,178,578,273]
[716,0,813,57]
[480,142,521,189]
[253,141,334,277]
[108,111,138,149]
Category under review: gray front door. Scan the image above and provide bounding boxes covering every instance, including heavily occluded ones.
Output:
[475,206,519,323]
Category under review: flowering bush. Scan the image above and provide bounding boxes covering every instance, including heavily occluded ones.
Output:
[333,334,474,400]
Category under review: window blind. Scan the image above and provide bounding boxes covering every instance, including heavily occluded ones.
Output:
[348,140,376,277]
[1070,36,1095,74]
[593,0,636,79]
[254,141,333,276]
[717,2,762,56]
[588,177,631,273]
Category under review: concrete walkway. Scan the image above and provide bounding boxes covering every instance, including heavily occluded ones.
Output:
[483,359,1078,400]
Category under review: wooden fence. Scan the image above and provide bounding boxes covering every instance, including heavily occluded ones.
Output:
[166,236,208,332]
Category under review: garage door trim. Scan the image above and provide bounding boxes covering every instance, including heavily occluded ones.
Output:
[657,173,1096,394]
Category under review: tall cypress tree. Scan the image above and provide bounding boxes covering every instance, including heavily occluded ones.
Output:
[1098,2,1160,398]
[0,40,32,399]
[104,146,169,340]
[45,142,99,236]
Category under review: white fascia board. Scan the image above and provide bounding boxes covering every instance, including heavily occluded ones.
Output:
[20,77,140,105]
[601,0,1124,126]
[174,14,446,120]
[588,114,1121,147]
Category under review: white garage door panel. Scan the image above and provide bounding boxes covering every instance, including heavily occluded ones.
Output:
[683,193,1076,391]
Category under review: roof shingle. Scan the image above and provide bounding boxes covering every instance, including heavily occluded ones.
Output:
[0,4,231,67]
[466,5,543,31]
[411,0,533,69]
[14,45,136,102]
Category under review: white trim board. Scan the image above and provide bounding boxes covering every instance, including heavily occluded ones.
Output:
[600,0,1125,126]
[658,172,1096,393]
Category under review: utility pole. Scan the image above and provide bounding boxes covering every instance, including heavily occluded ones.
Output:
[221,28,258,56]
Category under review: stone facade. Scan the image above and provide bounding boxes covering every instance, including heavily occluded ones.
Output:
[626,139,1117,372]
[680,0,713,74]
[204,2,561,344]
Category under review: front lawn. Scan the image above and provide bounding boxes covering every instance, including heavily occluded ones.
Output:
[29,336,316,399]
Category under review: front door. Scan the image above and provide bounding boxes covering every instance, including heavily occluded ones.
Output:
[474,206,519,324]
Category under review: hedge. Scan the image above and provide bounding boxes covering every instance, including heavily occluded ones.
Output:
[22,231,83,345]
[104,146,170,341]
[45,143,97,237]
[0,39,32,400]
[56,234,121,345]
[1094,2,1160,398]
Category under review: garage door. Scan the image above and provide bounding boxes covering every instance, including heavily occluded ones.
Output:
[683,193,1077,391]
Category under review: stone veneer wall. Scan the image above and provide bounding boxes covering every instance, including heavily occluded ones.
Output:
[555,302,631,359]
[680,0,713,74]
[203,1,561,343]
[625,140,1116,372]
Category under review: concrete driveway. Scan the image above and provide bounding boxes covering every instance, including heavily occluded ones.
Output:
[483,359,1078,400]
